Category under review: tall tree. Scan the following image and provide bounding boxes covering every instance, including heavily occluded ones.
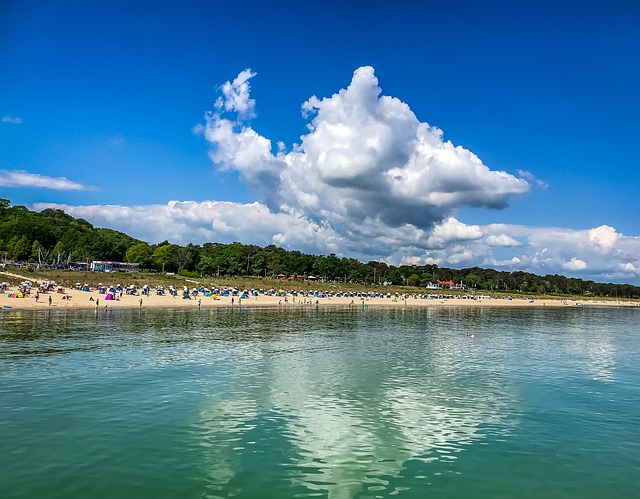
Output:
[125,242,154,269]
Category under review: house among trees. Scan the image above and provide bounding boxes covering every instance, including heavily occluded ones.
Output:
[437,279,465,290]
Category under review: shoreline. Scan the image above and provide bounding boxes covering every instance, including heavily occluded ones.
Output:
[2,287,639,312]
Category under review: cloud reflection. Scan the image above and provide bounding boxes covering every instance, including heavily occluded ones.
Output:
[196,323,517,497]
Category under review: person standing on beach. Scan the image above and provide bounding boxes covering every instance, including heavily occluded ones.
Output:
[48,295,52,306]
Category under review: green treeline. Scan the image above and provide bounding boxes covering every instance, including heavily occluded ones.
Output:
[1,199,639,298]
[0,199,137,264]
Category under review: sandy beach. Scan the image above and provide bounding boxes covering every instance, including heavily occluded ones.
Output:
[1,285,638,311]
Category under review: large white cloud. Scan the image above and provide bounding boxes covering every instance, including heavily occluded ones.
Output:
[33,201,344,256]
[197,66,529,235]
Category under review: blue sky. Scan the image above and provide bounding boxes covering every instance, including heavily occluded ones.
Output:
[1,0,640,283]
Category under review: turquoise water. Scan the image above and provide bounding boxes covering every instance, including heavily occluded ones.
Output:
[1,306,639,498]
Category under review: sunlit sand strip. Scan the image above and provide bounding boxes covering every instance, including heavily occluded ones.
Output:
[1,286,637,312]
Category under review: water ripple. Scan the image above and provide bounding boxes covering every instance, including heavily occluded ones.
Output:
[2,307,640,498]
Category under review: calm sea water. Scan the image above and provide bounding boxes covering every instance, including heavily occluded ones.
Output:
[1,306,639,498]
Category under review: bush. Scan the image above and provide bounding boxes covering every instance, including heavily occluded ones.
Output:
[178,269,200,278]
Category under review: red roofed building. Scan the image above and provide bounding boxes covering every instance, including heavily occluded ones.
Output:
[437,279,465,290]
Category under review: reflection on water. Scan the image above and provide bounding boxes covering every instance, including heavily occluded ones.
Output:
[559,310,617,382]
[194,308,519,498]
[1,306,640,499]
[568,332,616,382]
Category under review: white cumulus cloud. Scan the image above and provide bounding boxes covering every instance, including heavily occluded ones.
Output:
[485,234,522,247]
[588,225,620,252]
[622,262,637,273]
[197,66,530,238]
[32,200,343,254]
[215,68,257,119]
[427,217,483,248]
[564,257,588,271]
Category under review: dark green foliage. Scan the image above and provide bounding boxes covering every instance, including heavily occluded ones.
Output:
[0,201,139,263]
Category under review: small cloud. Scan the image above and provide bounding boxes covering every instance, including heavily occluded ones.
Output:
[589,225,620,252]
[215,68,257,120]
[0,169,92,191]
[517,169,548,190]
[423,257,441,265]
[427,218,483,248]
[485,234,522,247]
[563,257,587,271]
[2,115,23,124]
[108,135,125,147]
[400,255,422,266]
[487,256,522,267]
[446,245,475,264]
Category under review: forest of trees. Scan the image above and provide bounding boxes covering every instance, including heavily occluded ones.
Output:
[1,199,639,298]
